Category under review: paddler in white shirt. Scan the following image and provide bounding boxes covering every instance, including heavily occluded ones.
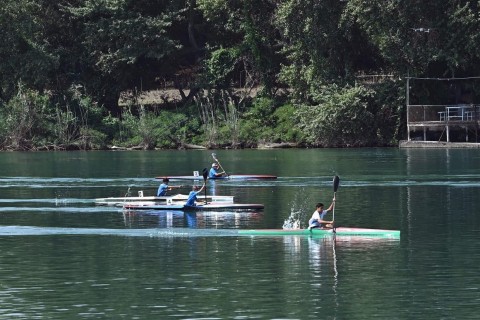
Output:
[308,199,335,230]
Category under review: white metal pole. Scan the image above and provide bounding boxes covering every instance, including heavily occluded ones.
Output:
[407,77,411,141]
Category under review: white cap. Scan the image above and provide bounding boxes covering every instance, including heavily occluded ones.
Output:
[212,163,218,167]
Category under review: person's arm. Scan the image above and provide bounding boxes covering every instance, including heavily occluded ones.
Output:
[318,218,334,224]
[213,169,225,177]
[316,208,333,224]
[197,183,206,193]
[326,199,336,211]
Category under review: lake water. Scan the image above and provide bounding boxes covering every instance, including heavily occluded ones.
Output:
[0,148,479,319]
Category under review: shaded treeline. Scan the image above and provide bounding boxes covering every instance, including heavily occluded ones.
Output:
[1,0,479,150]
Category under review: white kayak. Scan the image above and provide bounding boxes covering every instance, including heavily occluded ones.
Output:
[123,201,264,211]
[95,193,235,206]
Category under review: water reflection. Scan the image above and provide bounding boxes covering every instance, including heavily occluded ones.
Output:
[122,210,184,228]
[306,235,401,318]
[122,210,263,229]
[2,149,480,319]
[307,236,340,315]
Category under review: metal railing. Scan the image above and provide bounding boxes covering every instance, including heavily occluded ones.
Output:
[407,104,480,123]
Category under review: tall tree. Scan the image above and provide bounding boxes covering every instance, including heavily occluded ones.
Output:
[0,0,58,100]
[342,0,480,77]
[274,0,379,102]
[63,0,183,113]
[196,0,283,96]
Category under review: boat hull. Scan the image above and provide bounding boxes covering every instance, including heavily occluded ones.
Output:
[237,227,400,239]
[95,194,234,206]
[155,174,277,181]
[123,202,264,211]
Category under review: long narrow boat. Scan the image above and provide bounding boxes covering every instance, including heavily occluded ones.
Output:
[123,201,264,211]
[95,194,235,206]
[237,227,400,239]
[0,226,399,240]
[155,174,277,181]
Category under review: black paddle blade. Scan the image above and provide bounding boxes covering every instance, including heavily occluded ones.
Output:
[333,175,340,192]
[202,168,208,181]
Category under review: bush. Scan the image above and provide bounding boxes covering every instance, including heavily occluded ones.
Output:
[296,85,377,147]
[112,107,200,149]
[0,84,50,150]
[238,98,303,145]
[271,104,303,143]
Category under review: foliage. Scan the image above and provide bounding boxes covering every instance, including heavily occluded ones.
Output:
[197,0,283,96]
[342,0,480,76]
[238,97,302,145]
[275,0,360,101]
[0,0,58,100]
[2,0,480,149]
[112,106,195,149]
[371,79,406,144]
[271,104,304,143]
[62,0,184,112]
[296,81,405,147]
[202,47,240,87]
[296,85,377,147]
[112,108,156,149]
[151,110,195,148]
[0,84,51,150]
[0,81,110,150]
[238,97,275,145]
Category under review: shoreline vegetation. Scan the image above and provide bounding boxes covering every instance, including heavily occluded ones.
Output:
[0,81,404,151]
[2,1,479,151]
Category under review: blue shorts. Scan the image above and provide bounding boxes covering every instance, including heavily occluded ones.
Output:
[309,219,320,227]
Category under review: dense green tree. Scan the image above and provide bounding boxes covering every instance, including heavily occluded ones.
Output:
[274,0,360,100]
[0,0,59,100]
[63,0,184,113]
[343,0,480,77]
[296,85,377,147]
[197,0,283,95]
[1,0,480,149]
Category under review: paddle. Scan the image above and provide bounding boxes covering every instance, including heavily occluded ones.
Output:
[211,153,228,177]
[202,168,208,203]
[332,175,340,230]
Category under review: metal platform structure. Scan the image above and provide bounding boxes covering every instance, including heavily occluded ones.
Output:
[406,76,480,142]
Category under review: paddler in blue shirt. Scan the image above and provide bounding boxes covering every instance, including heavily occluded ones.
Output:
[157,178,170,196]
[208,163,225,179]
[308,199,335,230]
[157,178,182,196]
[185,183,206,206]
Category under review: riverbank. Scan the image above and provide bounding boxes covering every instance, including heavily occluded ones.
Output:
[399,140,480,148]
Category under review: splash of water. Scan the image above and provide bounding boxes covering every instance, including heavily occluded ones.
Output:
[282,208,302,229]
[282,187,318,229]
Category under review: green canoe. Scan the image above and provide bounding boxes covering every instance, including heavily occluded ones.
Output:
[237,227,400,239]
